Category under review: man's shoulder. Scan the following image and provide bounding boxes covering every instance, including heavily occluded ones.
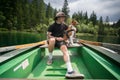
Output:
[48,23,56,32]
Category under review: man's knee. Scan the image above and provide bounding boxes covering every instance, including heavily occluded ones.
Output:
[60,45,68,52]
[49,38,55,44]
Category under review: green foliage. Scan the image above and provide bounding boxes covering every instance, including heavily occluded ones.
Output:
[66,18,72,24]
[0,28,8,31]
[72,10,119,36]
[76,23,98,34]
[48,18,54,25]
[35,23,48,33]
[0,0,119,36]
[0,0,16,29]
[104,27,117,35]
[0,11,6,27]
[0,0,55,32]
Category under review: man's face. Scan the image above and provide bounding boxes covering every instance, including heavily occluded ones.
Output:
[58,16,65,23]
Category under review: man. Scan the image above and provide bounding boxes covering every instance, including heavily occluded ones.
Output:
[47,12,84,79]
[69,20,78,45]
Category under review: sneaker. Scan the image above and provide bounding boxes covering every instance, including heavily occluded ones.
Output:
[65,71,84,79]
[47,59,53,65]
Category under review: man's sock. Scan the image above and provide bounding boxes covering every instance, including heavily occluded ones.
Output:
[66,61,73,73]
[48,52,53,60]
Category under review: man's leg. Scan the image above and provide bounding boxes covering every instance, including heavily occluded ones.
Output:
[48,38,55,53]
[60,44,84,79]
[47,38,55,65]
[60,45,73,72]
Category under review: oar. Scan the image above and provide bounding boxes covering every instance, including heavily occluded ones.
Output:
[0,40,46,53]
[79,39,102,46]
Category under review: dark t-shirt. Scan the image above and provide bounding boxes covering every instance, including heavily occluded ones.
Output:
[48,22,68,37]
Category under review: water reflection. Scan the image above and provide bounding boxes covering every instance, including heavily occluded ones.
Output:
[0,32,46,47]
[0,32,119,47]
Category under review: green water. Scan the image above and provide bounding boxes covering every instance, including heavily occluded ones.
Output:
[0,32,46,47]
[0,32,119,47]
[77,34,120,44]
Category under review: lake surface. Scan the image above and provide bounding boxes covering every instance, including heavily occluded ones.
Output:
[0,32,46,47]
[0,32,119,47]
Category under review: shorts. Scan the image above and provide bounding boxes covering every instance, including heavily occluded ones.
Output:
[47,40,67,48]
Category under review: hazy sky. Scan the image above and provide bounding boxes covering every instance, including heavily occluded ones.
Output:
[44,0,120,22]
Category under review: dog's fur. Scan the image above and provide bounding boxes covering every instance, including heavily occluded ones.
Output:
[63,27,73,40]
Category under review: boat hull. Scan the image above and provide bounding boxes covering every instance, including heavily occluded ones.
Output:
[0,46,120,79]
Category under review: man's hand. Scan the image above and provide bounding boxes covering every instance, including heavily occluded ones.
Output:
[47,32,54,39]
[56,37,64,41]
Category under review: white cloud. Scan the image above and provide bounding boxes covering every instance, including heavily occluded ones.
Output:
[44,0,64,9]
[44,0,120,21]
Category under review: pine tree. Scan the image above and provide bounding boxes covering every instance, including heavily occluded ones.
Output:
[39,0,46,24]
[115,19,120,28]
[46,3,52,19]
[78,11,83,21]
[46,3,53,24]
[50,5,54,18]
[0,11,6,28]
[16,0,24,30]
[98,16,104,35]
[90,11,97,26]
[30,0,39,27]
[72,11,84,23]
[0,0,17,30]
[23,0,31,29]
[54,8,57,18]
[0,0,57,31]
[62,0,70,21]
[84,11,88,24]
[84,12,88,20]
[105,16,110,24]
[116,19,120,36]
[72,12,77,20]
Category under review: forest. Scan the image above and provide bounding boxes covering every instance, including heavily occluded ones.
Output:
[0,0,120,36]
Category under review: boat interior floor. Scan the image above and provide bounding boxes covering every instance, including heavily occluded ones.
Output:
[28,48,92,79]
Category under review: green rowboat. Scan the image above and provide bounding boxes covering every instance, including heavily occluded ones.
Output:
[0,42,120,79]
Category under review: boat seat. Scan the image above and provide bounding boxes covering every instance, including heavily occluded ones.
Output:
[39,43,83,48]
[0,45,38,64]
